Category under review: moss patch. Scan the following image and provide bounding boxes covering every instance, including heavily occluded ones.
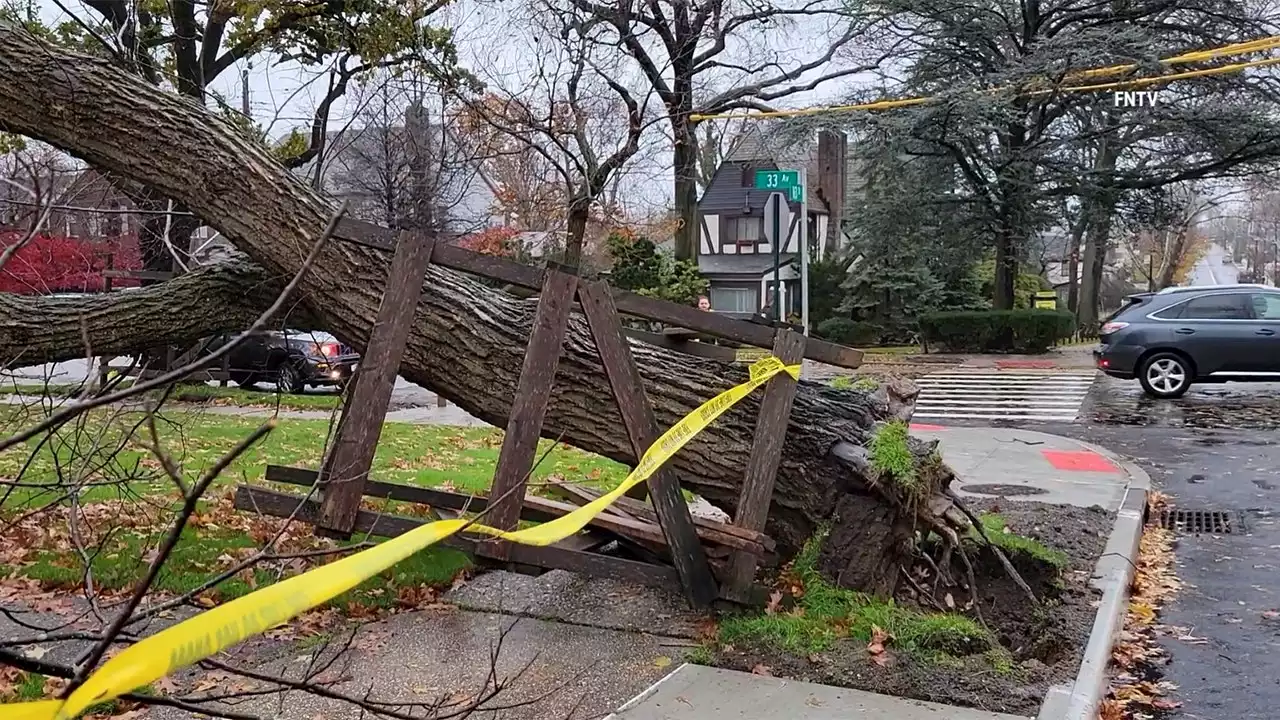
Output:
[868,420,918,493]
[971,513,1068,568]
[717,528,990,657]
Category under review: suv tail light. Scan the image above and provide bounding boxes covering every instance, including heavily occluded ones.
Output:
[1100,321,1130,335]
[321,343,340,357]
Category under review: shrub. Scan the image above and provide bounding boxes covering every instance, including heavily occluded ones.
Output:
[0,233,141,294]
[918,309,1075,353]
[815,317,881,346]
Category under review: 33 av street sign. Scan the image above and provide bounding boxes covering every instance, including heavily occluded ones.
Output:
[754,170,803,201]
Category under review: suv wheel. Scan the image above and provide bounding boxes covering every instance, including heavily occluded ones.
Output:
[1139,352,1192,399]
[276,362,307,394]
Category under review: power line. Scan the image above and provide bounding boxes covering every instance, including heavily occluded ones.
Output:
[691,37,1280,122]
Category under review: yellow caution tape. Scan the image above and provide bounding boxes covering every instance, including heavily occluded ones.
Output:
[1,356,801,720]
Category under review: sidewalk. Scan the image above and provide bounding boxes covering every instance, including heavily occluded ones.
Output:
[914,425,1132,510]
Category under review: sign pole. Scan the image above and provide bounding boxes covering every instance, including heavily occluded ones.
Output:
[798,168,810,336]
[772,198,782,322]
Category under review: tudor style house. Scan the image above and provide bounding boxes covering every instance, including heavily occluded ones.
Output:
[696,128,849,318]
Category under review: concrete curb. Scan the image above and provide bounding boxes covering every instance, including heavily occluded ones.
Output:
[1037,449,1151,720]
[601,662,690,720]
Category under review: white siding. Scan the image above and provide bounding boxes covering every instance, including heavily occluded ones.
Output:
[700,213,718,255]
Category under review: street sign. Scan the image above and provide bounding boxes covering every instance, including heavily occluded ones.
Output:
[762,192,785,247]
[788,185,803,202]
[755,169,800,191]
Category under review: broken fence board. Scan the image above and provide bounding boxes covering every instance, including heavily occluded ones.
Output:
[484,269,579,542]
[724,328,808,600]
[235,485,678,589]
[579,281,719,608]
[317,231,437,537]
[265,465,768,557]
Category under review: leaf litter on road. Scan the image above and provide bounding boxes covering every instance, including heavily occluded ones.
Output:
[1100,491,1183,719]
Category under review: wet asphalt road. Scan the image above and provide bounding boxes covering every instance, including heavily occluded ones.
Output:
[966,374,1280,720]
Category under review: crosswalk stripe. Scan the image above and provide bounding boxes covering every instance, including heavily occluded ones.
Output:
[925,373,1096,380]
[914,411,1081,421]
[912,370,1096,423]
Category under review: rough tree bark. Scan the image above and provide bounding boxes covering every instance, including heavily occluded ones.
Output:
[0,25,968,594]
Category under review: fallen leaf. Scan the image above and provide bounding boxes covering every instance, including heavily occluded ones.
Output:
[944,593,955,609]
[1153,699,1184,710]
[750,663,771,676]
[653,656,672,669]
[764,590,783,615]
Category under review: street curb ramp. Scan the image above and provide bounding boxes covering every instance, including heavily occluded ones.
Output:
[1037,448,1151,720]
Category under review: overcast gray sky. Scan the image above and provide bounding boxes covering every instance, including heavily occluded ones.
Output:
[30,0,878,212]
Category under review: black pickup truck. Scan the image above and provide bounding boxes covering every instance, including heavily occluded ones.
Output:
[202,329,360,394]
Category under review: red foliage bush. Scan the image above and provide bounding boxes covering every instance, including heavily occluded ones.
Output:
[455,226,522,257]
[0,232,141,294]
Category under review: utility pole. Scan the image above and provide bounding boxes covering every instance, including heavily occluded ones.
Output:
[241,65,251,119]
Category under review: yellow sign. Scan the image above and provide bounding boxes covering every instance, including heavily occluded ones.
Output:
[2,357,802,720]
[1034,292,1058,310]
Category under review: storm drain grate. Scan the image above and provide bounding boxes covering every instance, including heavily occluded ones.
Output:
[1158,509,1242,534]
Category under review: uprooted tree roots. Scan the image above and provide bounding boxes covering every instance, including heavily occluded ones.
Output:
[818,411,1041,616]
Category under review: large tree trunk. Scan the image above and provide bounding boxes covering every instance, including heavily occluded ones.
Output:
[671,112,699,261]
[0,25,964,592]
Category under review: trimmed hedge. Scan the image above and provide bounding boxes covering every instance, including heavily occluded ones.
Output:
[815,317,882,346]
[918,310,1075,354]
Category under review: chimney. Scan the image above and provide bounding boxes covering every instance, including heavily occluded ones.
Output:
[816,130,848,256]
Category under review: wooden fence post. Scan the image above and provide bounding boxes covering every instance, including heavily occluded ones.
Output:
[723,328,807,601]
[578,281,718,607]
[316,231,436,537]
[482,268,579,547]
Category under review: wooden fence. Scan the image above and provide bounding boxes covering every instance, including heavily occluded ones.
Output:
[193,218,860,607]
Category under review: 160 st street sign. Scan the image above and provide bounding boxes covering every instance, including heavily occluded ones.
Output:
[755,170,803,201]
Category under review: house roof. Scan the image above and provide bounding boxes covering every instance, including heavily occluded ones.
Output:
[718,125,825,208]
[697,253,797,276]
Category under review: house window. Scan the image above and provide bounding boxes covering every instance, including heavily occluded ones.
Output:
[710,286,758,313]
[726,216,763,245]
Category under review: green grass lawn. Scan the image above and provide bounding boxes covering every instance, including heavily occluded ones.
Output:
[0,380,342,411]
[0,405,627,506]
[0,404,628,614]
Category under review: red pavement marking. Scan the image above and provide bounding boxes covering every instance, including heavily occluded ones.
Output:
[910,423,947,431]
[1041,449,1121,473]
[997,360,1058,369]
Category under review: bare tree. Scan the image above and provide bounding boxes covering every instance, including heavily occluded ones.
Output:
[457,0,662,269]
[1120,184,1215,291]
[315,74,495,238]
[562,0,889,259]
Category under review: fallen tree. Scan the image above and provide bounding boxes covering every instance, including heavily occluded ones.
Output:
[0,24,973,595]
